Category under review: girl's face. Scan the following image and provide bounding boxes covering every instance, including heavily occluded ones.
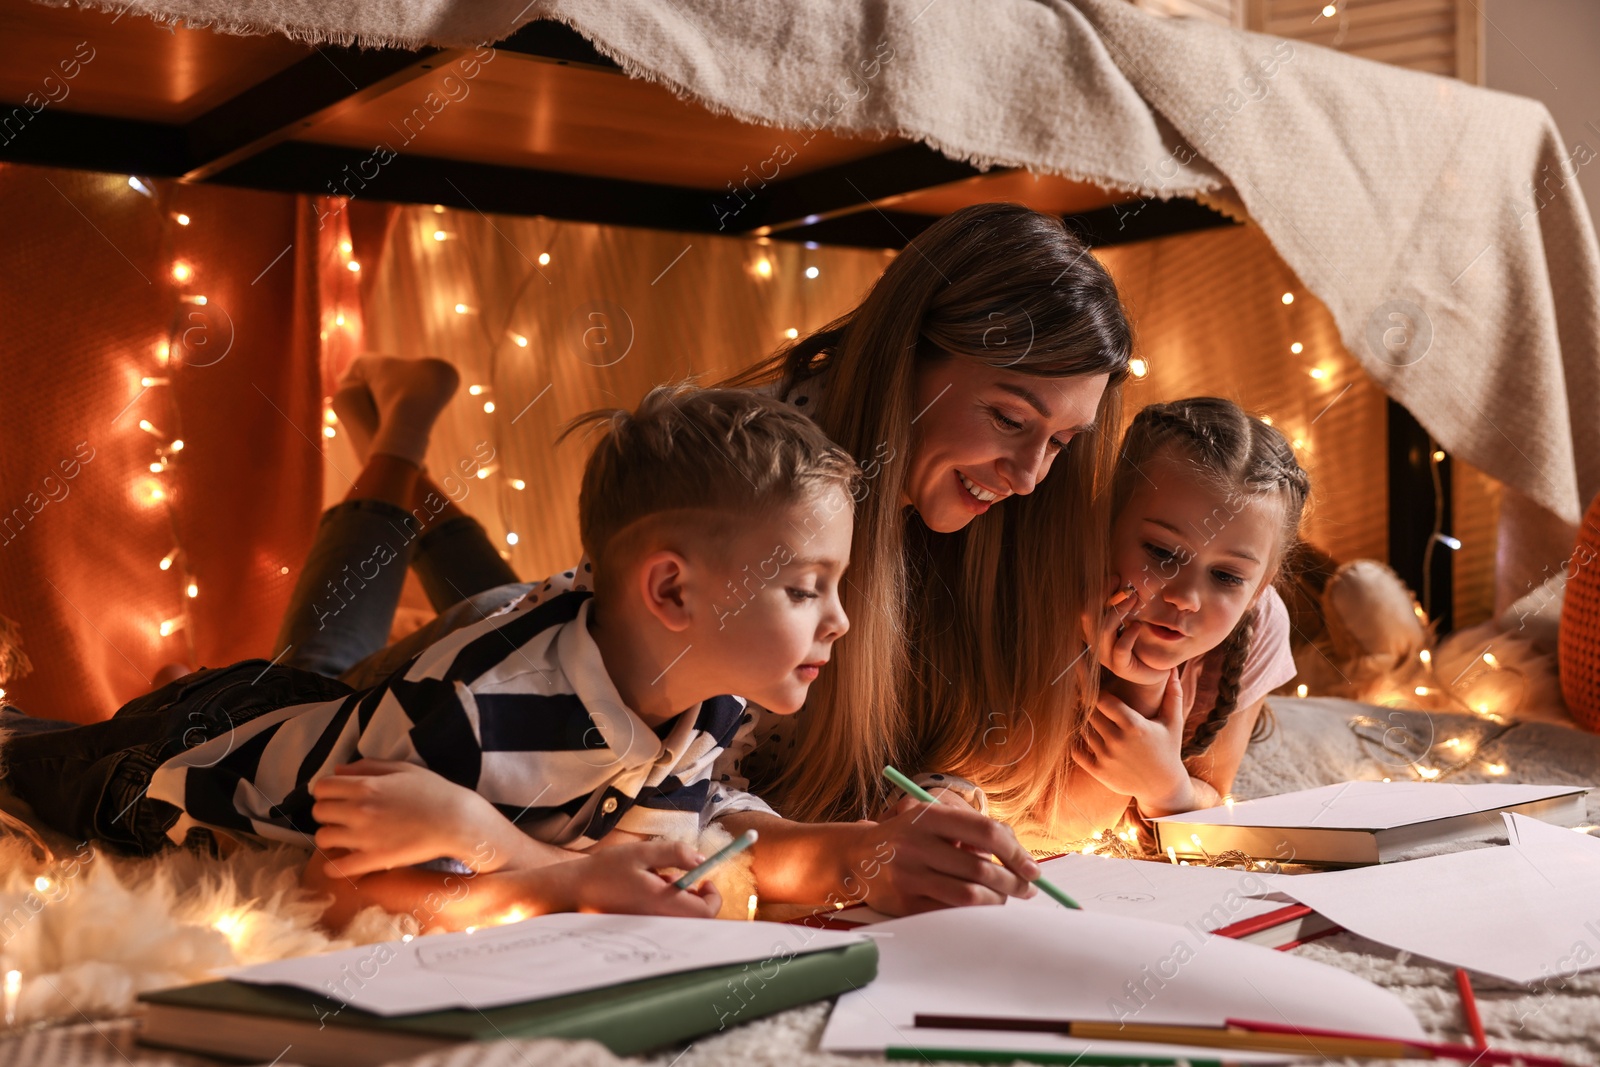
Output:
[906,355,1109,533]
[1109,448,1282,678]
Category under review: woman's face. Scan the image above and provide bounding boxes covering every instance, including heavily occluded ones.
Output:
[905,355,1109,533]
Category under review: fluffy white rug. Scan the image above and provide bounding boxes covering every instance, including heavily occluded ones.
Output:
[0,697,1597,1066]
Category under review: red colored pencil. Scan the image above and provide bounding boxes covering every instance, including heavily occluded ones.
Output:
[1456,968,1489,1050]
[1211,903,1313,939]
[1226,1018,1565,1067]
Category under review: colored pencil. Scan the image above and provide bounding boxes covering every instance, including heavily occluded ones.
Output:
[888,1047,1232,1066]
[1456,968,1489,1050]
[913,1015,1413,1059]
[1107,583,1136,608]
[673,829,757,889]
[889,1049,1222,1062]
[1226,1018,1567,1067]
[883,766,1081,909]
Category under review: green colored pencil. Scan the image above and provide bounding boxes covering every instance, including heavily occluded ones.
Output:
[673,829,758,889]
[882,765,1081,909]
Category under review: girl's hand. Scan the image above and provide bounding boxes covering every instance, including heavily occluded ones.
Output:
[1082,575,1166,686]
[842,794,1040,915]
[1072,668,1194,816]
[311,760,518,877]
[548,840,722,918]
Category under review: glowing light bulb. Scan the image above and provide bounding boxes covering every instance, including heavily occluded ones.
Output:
[339,240,352,255]
[1129,357,1149,379]
[169,439,183,452]
[511,333,528,347]
[139,419,161,436]
[159,616,184,637]
[280,566,289,575]
[746,894,758,921]
[754,258,772,278]
[509,478,526,491]
[483,401,496,414]
[175,213,190,226]
[538,252,551,266]
[148,462,164,474]
[34,876,51,894]
[805,266,820,279]
[141,376,169,388]
[1420,649,1432,665]
[1322,3,1337,15]
[160,549,178,571]
[1444,737,1462,748]
[785,327,800,339]
[1482,652,1499,667]
[156,341,171,366]
[346,260,361,273]
[1292,437,1305,450]
[1417,766,1441,780]
[433,230,448,242]
[432,204,445,214]
[468,384,486,396]
[1081,843,1096,855]
[505,532,519,546]
[476,468,493,480]
[323,426,336,438]
[186,581,198,599]
[171,262,191,282]
[334,312,346,327]
[1415,686,1430,696]
[1432,450,1446,462]
[324,408,338,425]
[1485,763,1508,775]
[1166,846,1178,864]
[1290,342,1303,354]
[455,303,469,314]
[127,176,153,198]
[1260,415,1273,426]
[1296,683,1308,698]
[183,294,207,306]
[1309,367,1326,380]
[1281,292,1295,305]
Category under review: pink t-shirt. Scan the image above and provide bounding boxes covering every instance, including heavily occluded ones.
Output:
[1176,583,1299,746]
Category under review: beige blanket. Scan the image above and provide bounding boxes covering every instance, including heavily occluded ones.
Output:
[43,0,1600,531]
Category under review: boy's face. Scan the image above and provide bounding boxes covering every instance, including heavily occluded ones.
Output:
[689,486,853,714]
[1107,449,1280,681]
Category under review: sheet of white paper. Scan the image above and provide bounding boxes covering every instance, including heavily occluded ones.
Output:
[1155,781,1586,830]
[1016,854,1294,929]
[835,855,1294,931]
[1264,814,1600,984]
[230,913,865,1016]
[820,905,1425,1056]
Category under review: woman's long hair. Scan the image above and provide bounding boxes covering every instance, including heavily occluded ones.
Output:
[724,203,1133,826]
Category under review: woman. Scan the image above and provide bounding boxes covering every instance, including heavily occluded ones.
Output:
[287,202,1132,916]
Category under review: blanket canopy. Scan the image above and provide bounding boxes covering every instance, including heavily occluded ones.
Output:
[54,0,1599,531]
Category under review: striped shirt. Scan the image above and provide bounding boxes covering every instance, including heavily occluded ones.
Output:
[145,591,747,851]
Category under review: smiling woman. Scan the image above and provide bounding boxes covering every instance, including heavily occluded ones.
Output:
[722,203,1134,854]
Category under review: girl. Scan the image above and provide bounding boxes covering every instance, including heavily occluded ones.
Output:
[270,203,1132,916]
[1068,397,1309,839]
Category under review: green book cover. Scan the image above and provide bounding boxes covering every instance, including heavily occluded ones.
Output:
[139,938,878,1059]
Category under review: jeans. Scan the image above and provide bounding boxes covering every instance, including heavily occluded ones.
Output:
[273,499,533,688]
[4,499,533,853]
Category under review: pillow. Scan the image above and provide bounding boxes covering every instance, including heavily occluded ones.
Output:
[1499,570,1566,660]
[1558,492,1600,731]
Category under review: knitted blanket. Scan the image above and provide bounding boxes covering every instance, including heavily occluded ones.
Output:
[37,0,1600,540]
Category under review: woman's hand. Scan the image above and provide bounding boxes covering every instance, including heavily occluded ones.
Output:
[311,760,527,877]
[1072,668,1194,816]
[546,840,722,918]
[841,794,1039,916]
[1082,575,1166,687]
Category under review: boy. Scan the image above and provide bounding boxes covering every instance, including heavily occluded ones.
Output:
[4,385,857,929]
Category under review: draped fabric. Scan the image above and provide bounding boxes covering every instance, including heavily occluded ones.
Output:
[0,164,324,723]
[344,207,895,587]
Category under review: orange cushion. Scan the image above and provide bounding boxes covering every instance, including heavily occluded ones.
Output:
[1559,492,1600,731]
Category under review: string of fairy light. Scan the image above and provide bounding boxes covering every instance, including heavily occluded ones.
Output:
[126,175,202,661]
[330,210,851,567]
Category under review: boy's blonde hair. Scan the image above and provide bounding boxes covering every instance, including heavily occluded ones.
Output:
[568,384,860,594]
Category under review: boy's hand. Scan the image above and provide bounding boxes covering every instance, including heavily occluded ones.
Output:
[550,840,722,918]
[843,794,1040,915]
[311,760,515,877]
[1072,668,1193,815]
